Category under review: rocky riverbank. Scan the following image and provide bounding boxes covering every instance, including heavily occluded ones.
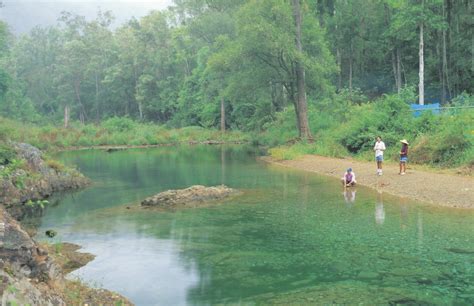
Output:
[0,142,131,305]
[0,206,131,305]
[1,142,89,219]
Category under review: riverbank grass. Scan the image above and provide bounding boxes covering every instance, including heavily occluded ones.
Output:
[0,117,250,151]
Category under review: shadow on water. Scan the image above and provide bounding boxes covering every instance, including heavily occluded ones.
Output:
[30,145,474,305]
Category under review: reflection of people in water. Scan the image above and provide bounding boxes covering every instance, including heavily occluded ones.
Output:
[375,190,385,225]
[343,189,356,206]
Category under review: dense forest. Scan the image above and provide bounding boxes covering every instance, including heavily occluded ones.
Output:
[0,0,472,166]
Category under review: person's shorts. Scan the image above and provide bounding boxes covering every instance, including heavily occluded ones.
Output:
[376,155,384,162]
[400,156,408,163]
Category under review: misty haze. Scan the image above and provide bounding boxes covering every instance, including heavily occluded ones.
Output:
[0,0,173,34]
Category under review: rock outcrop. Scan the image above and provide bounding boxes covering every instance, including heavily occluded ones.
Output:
[0,206,132,305]
[141,185,240,208]
[0,206,65,305]
[0,142,89,218]
[0,143,131,305]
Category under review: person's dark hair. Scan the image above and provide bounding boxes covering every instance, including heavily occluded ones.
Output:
[377,136,382,139]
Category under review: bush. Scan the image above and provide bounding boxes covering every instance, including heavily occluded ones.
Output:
[336,92,413,153]
[451,92,474,107]
[102,117,137,133]
[410,113,473,166]
[46,159,66,172]
[0,144,16,165]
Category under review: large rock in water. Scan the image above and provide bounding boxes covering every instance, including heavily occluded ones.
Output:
[141,185,240,208]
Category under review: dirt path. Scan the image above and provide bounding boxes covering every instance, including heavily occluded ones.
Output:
[262,155,474,209]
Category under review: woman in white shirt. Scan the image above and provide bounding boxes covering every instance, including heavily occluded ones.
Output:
[373,136,386,176]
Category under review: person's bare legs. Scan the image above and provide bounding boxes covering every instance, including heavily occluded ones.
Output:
[377,160,383,175]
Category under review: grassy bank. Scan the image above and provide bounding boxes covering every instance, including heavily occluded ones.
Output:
[0,116,250,151]
[1,90,472,172]
[261,91,474,172]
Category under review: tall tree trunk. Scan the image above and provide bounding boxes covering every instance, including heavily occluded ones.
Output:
[74,79,87,124]
[292,0,313,141]
[185,58,191,77]
[349,41,353,95]
[220,96,225,133]
[401,58,407,86]
[335,5,341,91]
[418,8,424,105]
[436,38,444,103]
[95,72,100,122]
[336,48,342,90]
[64,104,70,128]
[391,50,401,93]
[137,103,143,121]
[133,65,143,120]
[396,48,402,93]
[442,0,451,103]
[288,81,300,135]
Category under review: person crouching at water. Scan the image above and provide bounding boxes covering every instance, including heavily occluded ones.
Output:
[341,168,357,187]
[399,139,409,175]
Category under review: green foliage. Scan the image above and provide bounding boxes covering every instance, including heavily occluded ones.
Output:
[102,117,137,133]
[451,92,474,107]
[0,158,26,178]
[0,116,249,149]
[336,91,413,153]
[26,199,49,209]
[410,112,473,166]
[0,1,471,170]
[265,90,473,168]
[0,143,15,165]
[269,138,349,161]
[54,242,63,255]
[46,159,66,172]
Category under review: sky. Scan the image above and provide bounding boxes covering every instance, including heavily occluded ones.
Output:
[0,0,174,34]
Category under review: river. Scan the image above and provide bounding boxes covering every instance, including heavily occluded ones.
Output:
[33,146,474,305]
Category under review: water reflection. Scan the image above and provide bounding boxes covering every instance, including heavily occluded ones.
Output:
[69,235,199,306]
[417,211,424,248]
[375,190,385,225]
[399,202,408,230]
[342,189,356,206]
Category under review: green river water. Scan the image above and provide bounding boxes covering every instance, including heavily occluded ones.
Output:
[34,146,473,305]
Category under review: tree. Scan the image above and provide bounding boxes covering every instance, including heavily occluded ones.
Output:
[215,0,335,134]
[292,0,312,140]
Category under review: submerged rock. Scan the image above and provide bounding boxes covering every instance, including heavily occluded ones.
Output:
[141,185,240,208]
[445,248,474,254]
[45,229,57,238]
[105,147,126,153]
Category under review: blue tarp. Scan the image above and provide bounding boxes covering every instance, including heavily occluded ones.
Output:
[410,103,440,117]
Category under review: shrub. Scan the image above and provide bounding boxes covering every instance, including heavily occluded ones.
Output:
[0,144,16,165]
[451,92,474,107]
[102,117,137,133]
[336,92,413,153]
[410,113,473,166]
[46,159,66,172]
